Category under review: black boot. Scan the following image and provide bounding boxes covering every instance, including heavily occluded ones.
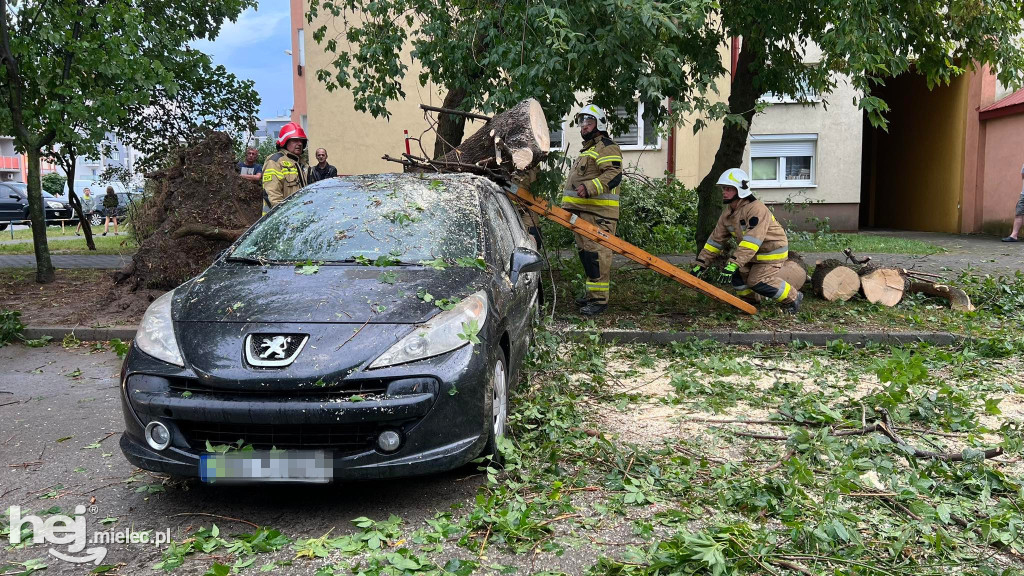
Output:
[580,301,608,316]
[785,292,804,314]
[575,294,596,306]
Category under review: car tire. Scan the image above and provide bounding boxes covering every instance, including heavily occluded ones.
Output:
[481,347,509,465]
[0,223,6,231]
[89,213,103,227]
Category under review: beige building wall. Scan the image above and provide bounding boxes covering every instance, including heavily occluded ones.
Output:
[302,8,447,174]
[740,43,863,230]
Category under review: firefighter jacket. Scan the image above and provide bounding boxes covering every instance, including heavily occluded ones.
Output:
[560,134,623,220]
[697,197,789,268]
[262,151,309,212]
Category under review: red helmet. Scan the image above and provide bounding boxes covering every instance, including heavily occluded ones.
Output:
[276,122,308,148]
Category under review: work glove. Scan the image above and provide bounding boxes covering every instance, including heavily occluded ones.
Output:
[716,262,739,285]
[690,263,706,278]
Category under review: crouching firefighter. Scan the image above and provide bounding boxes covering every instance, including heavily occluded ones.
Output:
[692,168,804,313]
[562,103,623,316]
[262,122,310,215]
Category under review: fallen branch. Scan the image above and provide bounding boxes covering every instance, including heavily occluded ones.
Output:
[171,224,247,242]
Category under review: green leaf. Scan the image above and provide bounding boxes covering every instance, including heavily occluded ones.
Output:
[202,563,230,576]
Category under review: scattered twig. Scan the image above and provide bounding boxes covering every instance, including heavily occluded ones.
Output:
[765,449,795,473]
[169,512,259,529]
[337,317,371,351]
[767,558,814,576]
[536,513,581,528]
[478,525,492,555]
[0,400,18,407]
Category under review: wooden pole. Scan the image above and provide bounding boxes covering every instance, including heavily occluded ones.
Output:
[509,187,757,315]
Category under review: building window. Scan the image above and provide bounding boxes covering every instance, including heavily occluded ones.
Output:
[298,28,305,67]
[749,134,817,188]
[611,102,660,150]
[760,78,821,104]
[110,148,120,162]
[549,120,567,150]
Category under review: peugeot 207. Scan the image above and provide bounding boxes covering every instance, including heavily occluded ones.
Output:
[118,173,543,482]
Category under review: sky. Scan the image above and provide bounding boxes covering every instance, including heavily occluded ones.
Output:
[192,3,294,120]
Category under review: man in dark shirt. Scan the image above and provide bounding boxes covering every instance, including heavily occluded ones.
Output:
[237,147,263,182]
[309,148,338,183]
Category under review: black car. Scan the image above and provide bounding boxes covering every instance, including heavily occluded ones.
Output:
[90,191,140,226]
[0,182,77,230]
[119,173,543,483]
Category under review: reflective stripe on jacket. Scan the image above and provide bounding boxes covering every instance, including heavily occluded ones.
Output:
[697,197,789,268]
[561,135,623,219]
[262,151,308,212]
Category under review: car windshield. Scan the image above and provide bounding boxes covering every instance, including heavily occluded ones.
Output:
[232,174,486,263]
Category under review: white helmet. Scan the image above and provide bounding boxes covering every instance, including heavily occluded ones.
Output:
[716,168,752,198]
[575,103,608,133]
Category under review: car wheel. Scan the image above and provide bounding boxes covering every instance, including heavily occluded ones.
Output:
[482,348,509,464]
[89,213,103,227]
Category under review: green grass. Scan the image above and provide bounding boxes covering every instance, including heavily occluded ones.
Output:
[788,231,946,254]
[0,233,133,255]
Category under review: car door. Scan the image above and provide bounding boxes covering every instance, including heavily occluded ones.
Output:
[0,183,22,223]
[480,191,534,372]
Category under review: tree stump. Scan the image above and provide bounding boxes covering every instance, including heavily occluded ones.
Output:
[779,260,809,292]
[441,98,549,173]
[860,268,909,307]
[907,281,975,311]
[811,259,860,301]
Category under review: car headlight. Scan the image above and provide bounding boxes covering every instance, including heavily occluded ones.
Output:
[369,291,488,369]
[46,201,63,209]
[135,290,184,367]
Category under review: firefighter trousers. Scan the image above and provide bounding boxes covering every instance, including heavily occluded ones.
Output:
[572,211,617,304]
[731,261,801,305]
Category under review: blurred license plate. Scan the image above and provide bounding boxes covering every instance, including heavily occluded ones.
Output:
[200,450,333,483]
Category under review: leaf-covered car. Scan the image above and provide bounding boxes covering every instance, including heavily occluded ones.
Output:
[119,173,543,482]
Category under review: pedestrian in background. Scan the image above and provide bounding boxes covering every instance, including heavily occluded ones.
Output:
[309,148,338,183]
[102,186,119,236]
[1002,162,1024,242]
[237,147,263,182]
[75,187,95,236]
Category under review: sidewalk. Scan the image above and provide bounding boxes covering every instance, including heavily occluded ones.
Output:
[0,254,129,269]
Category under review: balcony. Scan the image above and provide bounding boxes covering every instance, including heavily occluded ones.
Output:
[0,155,20,172]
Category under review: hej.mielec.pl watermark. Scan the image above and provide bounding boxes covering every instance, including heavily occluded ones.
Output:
[8,505,171,565]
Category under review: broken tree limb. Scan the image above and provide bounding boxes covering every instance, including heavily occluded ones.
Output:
[171,224,248,242]
[860,268,909,307]
[907,280,975,312]
[419,104,492,122]
[440,98,549,174]
[843,247,872,265]
[811,259,860,301]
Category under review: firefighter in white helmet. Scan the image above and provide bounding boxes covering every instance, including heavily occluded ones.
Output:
[561,103,623,316]
[692,168,804,312]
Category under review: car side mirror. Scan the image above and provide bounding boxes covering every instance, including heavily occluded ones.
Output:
[9,194,18,200]
[508,246,544,286]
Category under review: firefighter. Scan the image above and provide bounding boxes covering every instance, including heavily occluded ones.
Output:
[562,104,623,316]
[692,168,804,313]
[262,122,310,214]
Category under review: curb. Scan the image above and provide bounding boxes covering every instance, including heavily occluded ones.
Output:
[20,325,964,347]
[22,326,137,342]
[572,330,965,347]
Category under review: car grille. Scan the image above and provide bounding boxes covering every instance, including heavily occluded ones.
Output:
[168,378,389,397]
[177,421,381,452]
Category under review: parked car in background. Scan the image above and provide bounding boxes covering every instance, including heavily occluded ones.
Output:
[0,182,77,230]
[62,180,136,226]
[119,173,544,483]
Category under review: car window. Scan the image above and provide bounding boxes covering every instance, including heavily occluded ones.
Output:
[480,192,515,274]
[494,192,532,248]
[233,174,486,263]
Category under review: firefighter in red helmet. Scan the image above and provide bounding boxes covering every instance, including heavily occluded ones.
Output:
[262,122,310,214]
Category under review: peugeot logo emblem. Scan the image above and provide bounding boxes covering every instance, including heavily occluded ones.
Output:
[244,333,309,368]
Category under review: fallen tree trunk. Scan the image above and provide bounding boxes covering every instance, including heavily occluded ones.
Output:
[440,98,549,174]
[860,267,909,307]
[908,280,975,312]
[811,259,860,301]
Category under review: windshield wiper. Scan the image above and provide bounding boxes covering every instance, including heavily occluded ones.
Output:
[225,256,272,265]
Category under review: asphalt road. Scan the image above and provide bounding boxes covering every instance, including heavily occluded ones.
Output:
[1,344,605,575]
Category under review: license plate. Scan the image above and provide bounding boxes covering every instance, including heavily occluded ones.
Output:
[199,450,333,483]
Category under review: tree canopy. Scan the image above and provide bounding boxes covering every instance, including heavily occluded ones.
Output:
[0,0,259,281]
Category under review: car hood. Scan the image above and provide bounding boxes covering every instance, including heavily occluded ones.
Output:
[174,262,487,325]
[170,263,488,390]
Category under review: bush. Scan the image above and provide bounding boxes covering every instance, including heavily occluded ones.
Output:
[537,175,697,254]
[42,172,67,197]
[0,310,25,347]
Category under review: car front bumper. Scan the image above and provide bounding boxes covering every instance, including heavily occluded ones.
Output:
[119,342,493,481]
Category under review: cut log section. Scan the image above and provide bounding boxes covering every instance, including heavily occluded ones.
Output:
[908,281,975,312]
[860,268,909,307]
[441,98,549,173]
[779,260,809,292]
[811,259,860,301]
